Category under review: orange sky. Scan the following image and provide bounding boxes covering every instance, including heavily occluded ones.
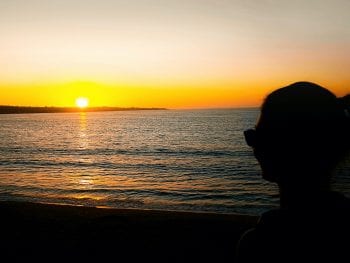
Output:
[0,1,349,108]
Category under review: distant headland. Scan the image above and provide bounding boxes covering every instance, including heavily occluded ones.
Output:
[0,106,167,114]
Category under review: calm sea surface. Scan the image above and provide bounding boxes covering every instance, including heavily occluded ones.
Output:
[0,109,349,215]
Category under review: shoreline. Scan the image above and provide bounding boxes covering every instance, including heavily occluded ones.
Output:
[0,201,257,262]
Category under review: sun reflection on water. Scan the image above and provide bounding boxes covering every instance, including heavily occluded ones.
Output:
[79,112,87,132]
[78,112,88,150]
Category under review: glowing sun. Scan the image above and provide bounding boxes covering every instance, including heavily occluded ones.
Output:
[76,97,89,108]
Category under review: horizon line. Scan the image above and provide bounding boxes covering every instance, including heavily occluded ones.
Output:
[0,104,259,109]
[0,105,259,114]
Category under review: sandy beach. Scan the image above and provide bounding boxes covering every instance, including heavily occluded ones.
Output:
[0,201,257,262]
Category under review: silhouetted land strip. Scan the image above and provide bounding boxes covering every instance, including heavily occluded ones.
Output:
[0,106,167,114]
[0,201,257,262]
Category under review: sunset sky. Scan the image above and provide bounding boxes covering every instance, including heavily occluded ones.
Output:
[0,0,349,108]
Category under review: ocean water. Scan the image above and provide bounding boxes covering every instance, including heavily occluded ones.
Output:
[0,109,349,215]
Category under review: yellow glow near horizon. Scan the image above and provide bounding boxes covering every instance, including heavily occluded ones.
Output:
[0,79,348,109]
[76,97,89,108]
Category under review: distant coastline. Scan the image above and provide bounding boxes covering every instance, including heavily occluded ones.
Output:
[0,106,167,114]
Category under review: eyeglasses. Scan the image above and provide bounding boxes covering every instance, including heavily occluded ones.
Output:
[244,129,257,147]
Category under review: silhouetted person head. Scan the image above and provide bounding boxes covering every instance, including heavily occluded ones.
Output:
[245,82,350,204]
[237,82,350,262]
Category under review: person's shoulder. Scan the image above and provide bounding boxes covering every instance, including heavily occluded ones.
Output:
[236,209,299,262]
[243,209,291,243]
[237,196,350,262]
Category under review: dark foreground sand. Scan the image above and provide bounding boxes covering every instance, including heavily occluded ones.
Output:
[0,201,257,262]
